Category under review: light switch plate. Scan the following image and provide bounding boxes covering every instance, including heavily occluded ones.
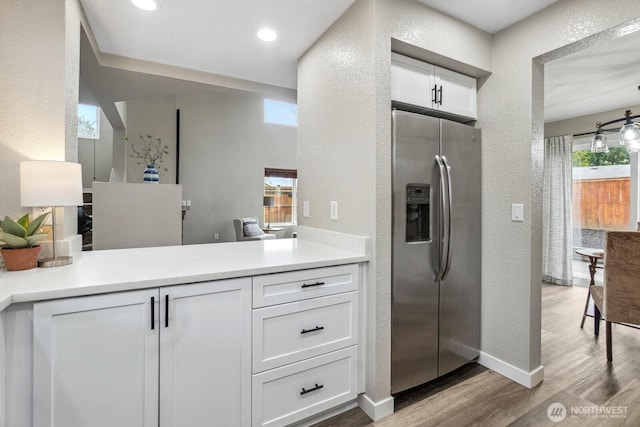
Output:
[303,201,310,218]
[330,201,338,220]
[512,204,524,222]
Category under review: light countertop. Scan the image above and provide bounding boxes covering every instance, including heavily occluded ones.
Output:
[0,238,368,312]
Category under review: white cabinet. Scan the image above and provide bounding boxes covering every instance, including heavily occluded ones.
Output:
[391,52,477,120]
[251,265,360,427]
[252,292,358,373]
[160,280,252,427]
[33,289,159,427]
[252,347,358,427]
[33,278,251,427]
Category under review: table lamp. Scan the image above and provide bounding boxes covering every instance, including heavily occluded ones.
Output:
[20,161,83,267]
[263,196,274,228]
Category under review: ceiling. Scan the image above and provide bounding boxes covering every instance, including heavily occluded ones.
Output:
[544,29,640,123]
[79,0,562,91]
[417,0,561,33]
[79,0,640,124]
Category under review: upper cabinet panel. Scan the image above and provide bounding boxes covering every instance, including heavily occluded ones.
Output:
[391,53,477,120]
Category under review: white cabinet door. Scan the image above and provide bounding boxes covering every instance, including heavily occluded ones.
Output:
[391,54,435,109]
[435,67,477,119]
[33,289,159,427]
[160,278,252,427]
[391,53,477,120]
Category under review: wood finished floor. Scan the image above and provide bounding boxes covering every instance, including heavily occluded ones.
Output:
[313,284,640,426]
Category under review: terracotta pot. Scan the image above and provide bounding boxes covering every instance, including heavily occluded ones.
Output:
[1,246,41,271]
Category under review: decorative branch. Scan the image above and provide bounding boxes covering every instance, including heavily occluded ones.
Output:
[127,135,169,172]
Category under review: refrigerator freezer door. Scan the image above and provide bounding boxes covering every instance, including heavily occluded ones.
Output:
[438,119,481,376]
[391,110,441,394]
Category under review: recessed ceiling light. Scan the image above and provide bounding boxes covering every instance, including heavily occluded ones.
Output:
[131,0,159,11]
[257,28,277,42]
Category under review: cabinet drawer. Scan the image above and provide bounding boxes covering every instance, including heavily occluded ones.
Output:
[252,346,358,427]
[252,264,358,308]
[253,292,357,373]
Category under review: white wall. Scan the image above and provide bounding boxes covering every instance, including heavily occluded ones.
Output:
[545,104,640,138]
[125,89,297,244]
[0,0,79,244]
[126,95,178,184]
[78,109,114,188]
[478,0,640,374]
[298,0,492,406]
[298,0,640,410]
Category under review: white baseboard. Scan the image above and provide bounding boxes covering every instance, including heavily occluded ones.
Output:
[358,393,394,421]
[477,351,544,388]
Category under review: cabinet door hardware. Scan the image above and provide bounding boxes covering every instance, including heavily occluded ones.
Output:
[300,383,324,395]
[437,85,443,105]
[432,84,438,104]
[151,296,155,330]
[300,326,325,334]
[165,294,169,328]
[301,281,325,288]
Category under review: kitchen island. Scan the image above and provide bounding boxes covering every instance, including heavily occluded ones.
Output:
[0,236,368,427]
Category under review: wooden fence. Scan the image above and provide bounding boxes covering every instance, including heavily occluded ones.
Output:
[264,191,293,224]
[572,178,630,229]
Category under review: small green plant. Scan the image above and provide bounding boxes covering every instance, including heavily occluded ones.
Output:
[128,134,169,171]
[0,212,50,249]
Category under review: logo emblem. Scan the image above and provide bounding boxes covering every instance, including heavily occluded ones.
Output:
[547,402,567,422]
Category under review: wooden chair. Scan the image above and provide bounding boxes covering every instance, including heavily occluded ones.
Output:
[591,231,640,361]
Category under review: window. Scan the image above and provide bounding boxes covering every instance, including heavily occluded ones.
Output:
[264,99,298,127]
[78,104,100,139]
[572,136,630,252]
[264,168,297,226]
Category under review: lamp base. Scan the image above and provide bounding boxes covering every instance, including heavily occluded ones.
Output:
[38,256,73,268]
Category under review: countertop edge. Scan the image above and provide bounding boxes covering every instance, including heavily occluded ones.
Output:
[0,239,368,311]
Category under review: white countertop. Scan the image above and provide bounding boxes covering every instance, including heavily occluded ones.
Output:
[0,238,368,312]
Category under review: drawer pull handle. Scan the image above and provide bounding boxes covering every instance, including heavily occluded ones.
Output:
[301,281,325,288]
[301,326,325,334]
[300,383,324,395]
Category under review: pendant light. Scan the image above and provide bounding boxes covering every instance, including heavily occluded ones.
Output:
[591,123,609,153]
[586,110,640,153]
[619,110,640,152]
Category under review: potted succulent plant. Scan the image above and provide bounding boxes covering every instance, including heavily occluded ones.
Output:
[0,212,49,271]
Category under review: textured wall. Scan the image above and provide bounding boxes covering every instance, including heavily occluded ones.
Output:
[0,0,79,241]
[0,0,67,217]
[298,0,492,405]
[298,0,381,400]
[478,0,640,371]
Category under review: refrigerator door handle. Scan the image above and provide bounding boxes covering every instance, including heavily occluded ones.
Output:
[441,156,453,280]
[435,155,448,281]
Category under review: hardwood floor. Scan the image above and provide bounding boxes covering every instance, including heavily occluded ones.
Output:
[313,284,640,426]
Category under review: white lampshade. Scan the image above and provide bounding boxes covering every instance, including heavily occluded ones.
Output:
[20,161,83,207]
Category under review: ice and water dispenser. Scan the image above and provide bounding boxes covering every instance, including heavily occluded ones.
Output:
[405,184,430,242]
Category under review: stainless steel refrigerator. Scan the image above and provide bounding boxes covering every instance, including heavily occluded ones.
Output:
[391,109,481,394]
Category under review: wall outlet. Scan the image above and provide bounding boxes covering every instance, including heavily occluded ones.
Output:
[214,233,219,240]
[303,201,310,218]
[330,201,338,220]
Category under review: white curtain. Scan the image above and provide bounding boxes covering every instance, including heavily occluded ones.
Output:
[542,135,573,286]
